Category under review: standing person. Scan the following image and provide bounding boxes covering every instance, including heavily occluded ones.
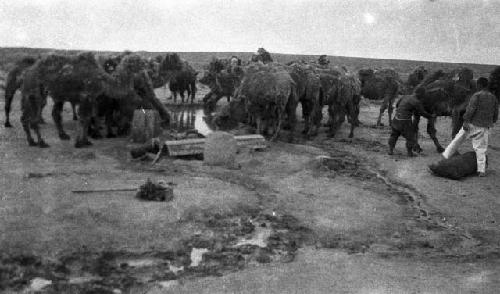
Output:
[388,88,434,157]
[442,77,498,176]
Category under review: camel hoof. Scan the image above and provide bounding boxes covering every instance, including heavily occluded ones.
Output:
[4,121,13,128]
[106,133,117,138]
[28,139,37,146]
[436,146,445,153]
[73,116,78,121]
[59,133,71,140]
[38,140,50,148]
[348,133,354,138]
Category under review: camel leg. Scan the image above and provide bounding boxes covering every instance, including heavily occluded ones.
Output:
[270,111,283,142]
[105,109,117,138]
[186,88,191,104]
[38,92,48,124]
[327,104,336,137]
[190,81,196,104]
[180,91,185,104]
[312,103,323,136]
[301,101,311,136]
[346,102,356,138]
[451,110,463,139]
[333,105,347,138]
[31,121,49,148]
[376,94,393,126]
[376,102,387,126]
[427,116,444,153]
[4,87,15,128]
[172,92,177,104]
[52,101,70,140]
[286,97,298,143]
[256,117,263,135]
[412,115,423,153]
[21,109,36,146]
[387,96,394,127]
[74,99,93,148]
[71,102,78,121]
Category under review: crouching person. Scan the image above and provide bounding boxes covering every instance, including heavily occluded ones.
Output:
[442,77,498,177]
[388,88,434,157]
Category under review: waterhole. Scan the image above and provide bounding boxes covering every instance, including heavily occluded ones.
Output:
[168,105,215,136]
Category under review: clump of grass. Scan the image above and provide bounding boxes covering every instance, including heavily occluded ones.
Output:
[136,179,173,201]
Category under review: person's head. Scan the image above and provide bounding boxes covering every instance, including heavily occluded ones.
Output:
[477,77,489,89]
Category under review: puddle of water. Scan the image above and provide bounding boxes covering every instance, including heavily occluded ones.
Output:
[116,257,162,268]
[68,276,100,284]
[190,248,209,267]
[157,280,179,289]
[169,264,184,274]
[168,106,215,137]
[28,277,52,291]
[235,225,272,248]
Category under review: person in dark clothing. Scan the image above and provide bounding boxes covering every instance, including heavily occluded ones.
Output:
[388,88,434,156]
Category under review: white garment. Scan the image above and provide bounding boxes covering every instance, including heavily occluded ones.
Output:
[442,124,489,173]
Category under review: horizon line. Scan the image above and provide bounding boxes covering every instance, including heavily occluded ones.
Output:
[0,46,498,67]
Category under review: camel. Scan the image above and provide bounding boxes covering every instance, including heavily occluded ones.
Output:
[3,56,77,128]
[19,52,178,148]
[358,68,400,126]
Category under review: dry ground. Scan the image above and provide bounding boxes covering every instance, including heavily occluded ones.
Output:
[1,88,499,293]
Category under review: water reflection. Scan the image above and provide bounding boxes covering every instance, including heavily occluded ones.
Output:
[169,106,215,136]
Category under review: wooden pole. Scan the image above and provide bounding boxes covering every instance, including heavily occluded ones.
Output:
[72,188,137,194]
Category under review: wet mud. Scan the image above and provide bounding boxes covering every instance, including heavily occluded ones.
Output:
[0,209,313,293]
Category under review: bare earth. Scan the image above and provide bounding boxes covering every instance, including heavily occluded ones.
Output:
[0,89,499,293]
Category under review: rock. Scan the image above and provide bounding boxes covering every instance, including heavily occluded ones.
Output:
[130,109,162,143]
[203,131,237,168]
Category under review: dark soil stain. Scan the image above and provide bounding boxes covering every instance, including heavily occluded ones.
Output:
[0,210,313,293]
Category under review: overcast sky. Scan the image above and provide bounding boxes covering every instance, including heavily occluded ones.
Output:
[0,0,498,64]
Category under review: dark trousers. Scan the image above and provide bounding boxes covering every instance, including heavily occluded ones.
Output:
[388,118,417,153]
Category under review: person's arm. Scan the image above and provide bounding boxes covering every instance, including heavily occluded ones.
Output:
[414,100,433,119]
[463,93,479,123]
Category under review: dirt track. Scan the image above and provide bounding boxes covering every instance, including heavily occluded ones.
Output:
[1,90,499,293]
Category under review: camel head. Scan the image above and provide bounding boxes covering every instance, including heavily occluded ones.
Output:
[358,68,374,86]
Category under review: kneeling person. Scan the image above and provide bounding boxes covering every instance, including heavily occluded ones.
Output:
[388,89,433,157]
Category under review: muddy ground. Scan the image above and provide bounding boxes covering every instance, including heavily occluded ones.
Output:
[0,88,499,293]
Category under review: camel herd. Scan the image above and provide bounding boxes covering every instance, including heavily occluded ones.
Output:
[2,49,500,154]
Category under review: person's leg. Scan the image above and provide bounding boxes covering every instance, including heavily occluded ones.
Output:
[442,127,468,159]
[388,128,401,155]
[471,127,489,175]
[402,121,417,157]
